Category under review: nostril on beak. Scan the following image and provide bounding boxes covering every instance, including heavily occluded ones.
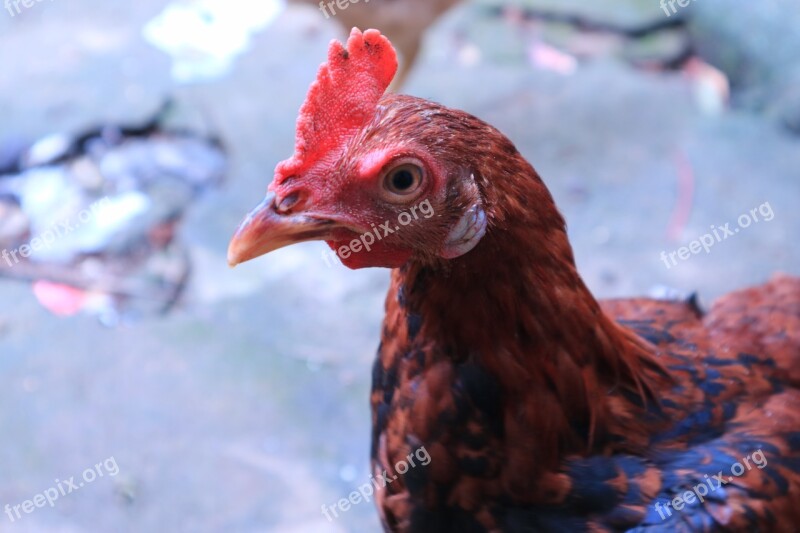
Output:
[276,191,301,214]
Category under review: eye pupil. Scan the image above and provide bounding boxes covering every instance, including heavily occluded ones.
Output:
[392,169,415,190]
[382,162,424,201]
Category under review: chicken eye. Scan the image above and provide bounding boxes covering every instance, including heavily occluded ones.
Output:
[382,163,424,201]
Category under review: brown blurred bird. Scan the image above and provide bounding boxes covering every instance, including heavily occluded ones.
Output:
[290,0,461,87]
[228,29,800,532]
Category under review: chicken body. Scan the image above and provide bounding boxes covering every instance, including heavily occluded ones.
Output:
[228,29,800,532]
[375,249,800,531]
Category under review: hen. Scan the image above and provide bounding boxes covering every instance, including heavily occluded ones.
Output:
[228,29,800,532]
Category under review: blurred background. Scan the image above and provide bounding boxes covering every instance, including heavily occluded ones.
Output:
[0,0,797,531]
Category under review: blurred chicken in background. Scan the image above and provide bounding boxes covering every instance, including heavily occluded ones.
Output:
[290,0,462,87]
[0,102,226,324]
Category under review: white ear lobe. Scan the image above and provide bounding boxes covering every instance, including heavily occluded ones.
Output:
[439,201,487,259]
[439,174,487,259]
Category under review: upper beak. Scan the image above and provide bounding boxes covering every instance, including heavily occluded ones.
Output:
[227,192,336,267]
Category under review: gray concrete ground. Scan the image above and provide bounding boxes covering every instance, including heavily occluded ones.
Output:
[0,1,798,532]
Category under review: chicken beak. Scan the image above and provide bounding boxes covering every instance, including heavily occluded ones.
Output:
[227,192,336,267]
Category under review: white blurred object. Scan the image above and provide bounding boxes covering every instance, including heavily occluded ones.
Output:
[143,0,286,83]
[684,57,730,116]
[25,133,72,166]
[14,167,86,233]
[648,284,693,301]
[528,42,578,75]
[27,192,150,263]
[7,163,151,262]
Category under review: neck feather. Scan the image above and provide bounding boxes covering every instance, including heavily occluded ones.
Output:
[391,155,667,479]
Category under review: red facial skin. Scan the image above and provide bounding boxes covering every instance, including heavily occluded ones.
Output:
[272,144,448,269]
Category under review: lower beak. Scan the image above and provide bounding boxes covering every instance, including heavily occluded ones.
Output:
[227,192,336,267]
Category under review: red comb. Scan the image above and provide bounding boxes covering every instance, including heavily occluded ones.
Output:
[274,28,398,184]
